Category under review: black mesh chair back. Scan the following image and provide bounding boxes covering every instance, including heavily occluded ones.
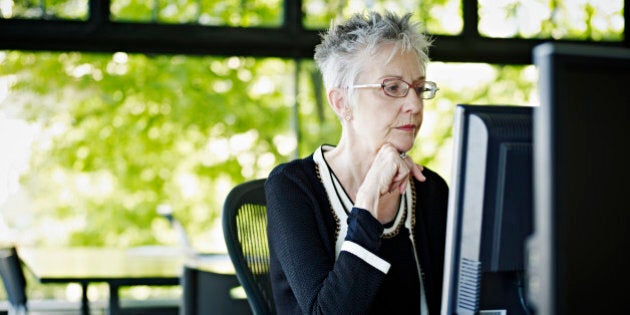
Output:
[0,246,28,315]
[222,178,275,315]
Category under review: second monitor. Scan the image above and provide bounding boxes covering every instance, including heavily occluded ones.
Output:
[441,104,534,315]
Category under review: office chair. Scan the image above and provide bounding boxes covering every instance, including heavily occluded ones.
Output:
[0,247,85,315]
[0,247,27,315]
[222,178,275,315]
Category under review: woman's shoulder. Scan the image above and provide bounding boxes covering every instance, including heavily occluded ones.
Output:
[267,153,319,188]
[414,166,449,192]
[265,153,327,204]
[422,166,446,181]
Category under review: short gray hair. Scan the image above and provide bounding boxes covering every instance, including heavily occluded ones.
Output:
[314,11,432,92]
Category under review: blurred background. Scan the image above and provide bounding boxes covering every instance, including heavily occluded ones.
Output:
[0,0,625,306]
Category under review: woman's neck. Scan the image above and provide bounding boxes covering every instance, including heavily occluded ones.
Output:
[323,140,375,201]
[324,143,366,200]
[323,141,401,221]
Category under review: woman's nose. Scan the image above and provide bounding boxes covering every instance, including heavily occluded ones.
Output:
[402,91,424,113]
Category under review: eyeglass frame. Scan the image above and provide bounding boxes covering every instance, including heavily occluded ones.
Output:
[351,78,439,99]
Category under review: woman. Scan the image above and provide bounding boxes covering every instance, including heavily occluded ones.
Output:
[265,11,448,314]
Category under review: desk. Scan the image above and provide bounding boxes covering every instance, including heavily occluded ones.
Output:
[18,246,189,315]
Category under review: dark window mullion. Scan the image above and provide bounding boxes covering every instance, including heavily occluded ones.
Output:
[89,0,110,25]
[462,0,479,39]
[283,0,302,35]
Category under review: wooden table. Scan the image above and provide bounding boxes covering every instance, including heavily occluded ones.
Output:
[18,246,190,315]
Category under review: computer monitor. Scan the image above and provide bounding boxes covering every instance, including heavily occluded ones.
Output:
[526,43,630,315]
[441,104,534,315]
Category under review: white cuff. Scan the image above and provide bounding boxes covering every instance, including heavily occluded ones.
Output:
[341,241,391,274]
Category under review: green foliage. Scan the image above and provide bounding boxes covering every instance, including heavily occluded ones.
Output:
[478,0,624,40]
[296,61,342,155]
[302,0,463,35]
[3,0,87,19]
[111,0,283,26]
[2,51,295,248]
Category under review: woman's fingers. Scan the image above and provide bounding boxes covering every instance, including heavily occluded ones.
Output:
[409,161,426,182]
[398,179,408,194]
[395,151,427,186]
[371,143,427,196]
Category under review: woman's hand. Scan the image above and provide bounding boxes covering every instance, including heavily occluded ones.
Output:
[355,143,426,223]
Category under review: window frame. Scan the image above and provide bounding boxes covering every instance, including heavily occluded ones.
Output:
[0,0,628,64]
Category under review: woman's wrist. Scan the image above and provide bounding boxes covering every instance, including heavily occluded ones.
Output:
[346,207,384,252]
[355,186,380,220]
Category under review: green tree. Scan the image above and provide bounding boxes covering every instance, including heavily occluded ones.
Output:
[2,51,297,249]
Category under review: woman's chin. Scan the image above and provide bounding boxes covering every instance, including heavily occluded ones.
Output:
[392,140,415,153]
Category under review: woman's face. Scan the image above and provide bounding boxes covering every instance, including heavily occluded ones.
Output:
[349,45,425,154]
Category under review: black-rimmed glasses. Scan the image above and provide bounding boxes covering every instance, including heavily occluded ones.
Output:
[352,79,439,99]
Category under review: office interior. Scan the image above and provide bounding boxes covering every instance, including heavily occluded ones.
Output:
[1,1,629,314]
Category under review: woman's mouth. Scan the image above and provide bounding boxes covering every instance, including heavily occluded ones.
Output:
[396,124,416,132]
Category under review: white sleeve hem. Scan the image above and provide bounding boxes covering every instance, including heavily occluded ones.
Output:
[341,241,391,274]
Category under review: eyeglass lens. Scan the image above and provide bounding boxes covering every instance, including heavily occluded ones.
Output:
[383,80,436,99]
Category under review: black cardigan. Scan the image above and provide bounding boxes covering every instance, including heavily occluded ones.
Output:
[265,153,449,314]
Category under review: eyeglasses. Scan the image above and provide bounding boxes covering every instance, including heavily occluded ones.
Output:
[352,79,439,99]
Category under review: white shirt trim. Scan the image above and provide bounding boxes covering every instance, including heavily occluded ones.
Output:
[313,145,348,257]
[314,145,408,257]
[341,241,391,274]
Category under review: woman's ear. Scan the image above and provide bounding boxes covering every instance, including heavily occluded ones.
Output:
[327,88,347,119]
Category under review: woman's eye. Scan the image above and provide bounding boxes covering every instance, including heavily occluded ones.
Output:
[385,83,401,92]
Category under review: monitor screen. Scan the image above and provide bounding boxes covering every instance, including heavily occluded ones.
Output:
[527,43,630,315]
[441,104,534,315]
